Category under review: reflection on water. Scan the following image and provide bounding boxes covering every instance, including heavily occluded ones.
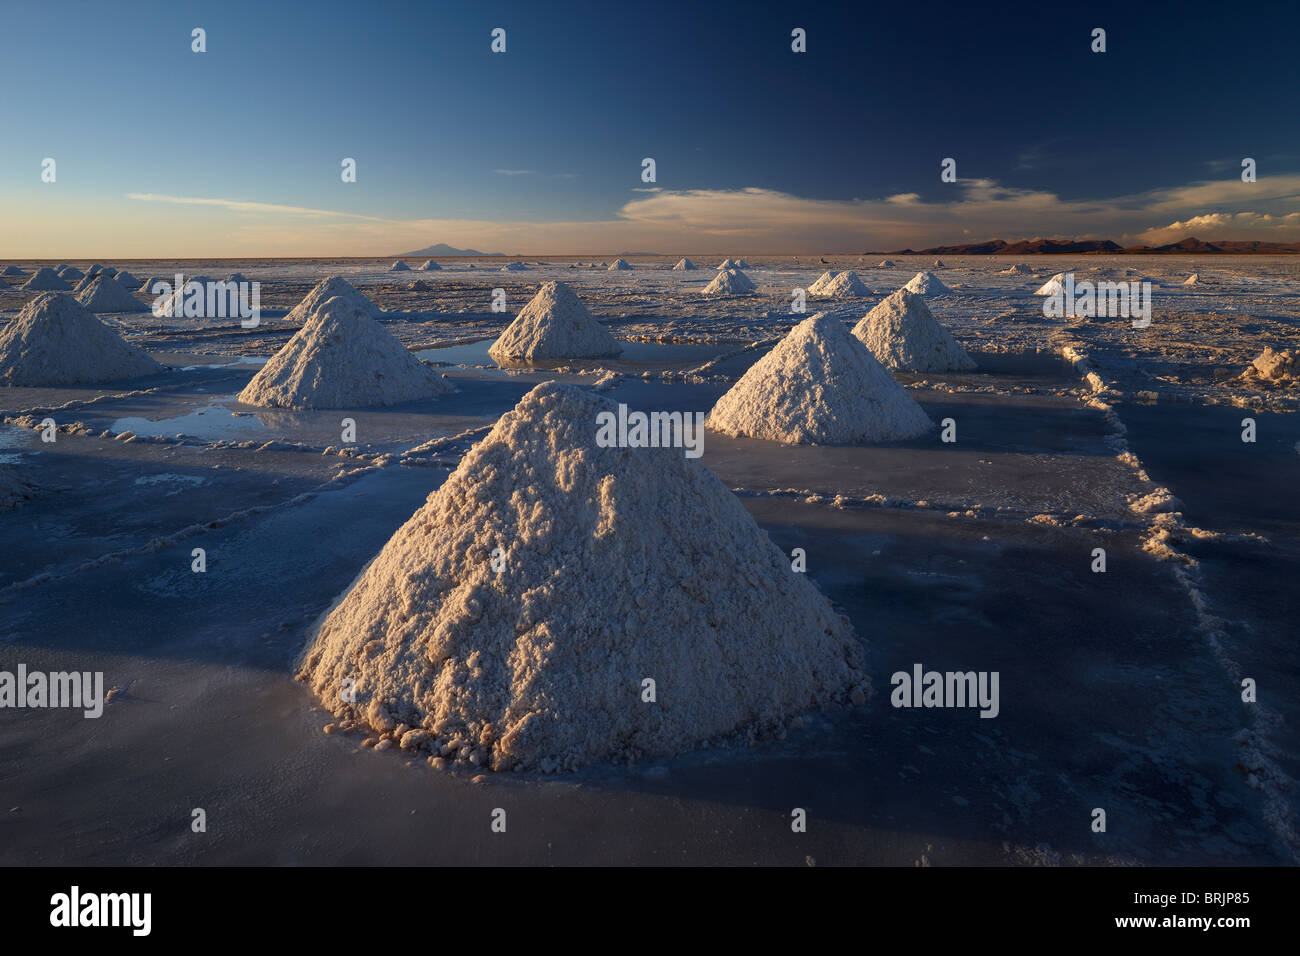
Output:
[111,398,270,440]
[417,338,728,369]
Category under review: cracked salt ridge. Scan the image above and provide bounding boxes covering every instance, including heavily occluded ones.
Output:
[1054,334,1300,863]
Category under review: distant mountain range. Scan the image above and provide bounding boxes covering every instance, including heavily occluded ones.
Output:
[398,243,503,257]
[882,236,1300,255]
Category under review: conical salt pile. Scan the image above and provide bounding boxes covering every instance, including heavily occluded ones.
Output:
[807,271,838,294]
[932,258,945,268]
[2,265,28,277]
[716,258,739,270]
[389,261,411,272]
[702,268,755,296]
[0,293,163,386]
[489,280,621,362]
[708,313,931,443]
[77,274,147,313]
[1183,273,1200,286]
[296,381,868,773]
[501,261,528,271]
[1035,272,1070,296]
[852,288,976,372]
[903,271,950,295]
[152,275,215,317]
[21,268,71,292]
[877,259,896,267]
[997,263,1032,275]
[238,296,450,409]
[608,258,633,270]
[285,277,380,325]
[112,269,138,286]
[100,267,119,278]
[734,258,751,268]
[420,260,441,271]
[672,257,696,270]
[73,273,97,293]
[816,270,872,298]
[85,264,103,277]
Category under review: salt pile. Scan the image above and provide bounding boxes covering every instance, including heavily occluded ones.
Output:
[285,277,381,325]
[389,261,411,272]
[111,269,138,287]
[1241,346,1298,387]
[932,258,945,268]
[0,293,163,386]
[489,280,621,361]
[1183,273,1200,286]
[903,271,950,295]
[853,288,976,372]
[2,265,28,277]
[716,258,740,270]
[408,280,431,292]
[100,267,119,278]
[225,272,250,284]
[238,296,450,409]
[815,270,872,298]
[877,259,896,267]
[85,265,103,277]
[734,258,751,268]
[297,381,868,772]
[1034,273,1069,296]
[807,271,838,294]
[708,312,932,443]
[997,263,1032,275]
[420,260,441,271]
[73,273,97,293]
[152,275,215,317]
[608,258,633,270]
[501,261,529,272]
[702,268,755,296]
[672,257,697,270]
[21,268,71,292]
[77,274,147,313]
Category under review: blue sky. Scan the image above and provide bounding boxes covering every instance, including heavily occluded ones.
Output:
[1,0,1298,255]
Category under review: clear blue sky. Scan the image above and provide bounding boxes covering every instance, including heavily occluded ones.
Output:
[1,0,1297,255]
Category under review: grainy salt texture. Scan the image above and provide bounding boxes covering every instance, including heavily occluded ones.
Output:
[238,296,450,409]
[672,257,696,270]
[903,271,950,295]
[702,269,755,296]
[390,261,411,272]
[708,312,932,443]
[284,277,381,325]
[0,292,162,386]
[77,274,147,313]
[608,258,633,270]
[1241,346,1298,386]
[852,288,976,372]
[815,270,872,298]
[489,281,621,361]
[21,267,71,292]
[297,381,869,773]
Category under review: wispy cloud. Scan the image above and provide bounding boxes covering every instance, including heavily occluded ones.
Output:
[492,169,536,176]
[125,193,394,222]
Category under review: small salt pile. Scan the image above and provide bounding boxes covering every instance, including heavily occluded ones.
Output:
[238,296,450,409]
[113,270,139,288]
[702,268,755,296]
[852,288,975,372]
[1241,346,1298,386]
[22,268,71,292]
[932,258,945,268]
[501,261,529,272]
[903,271,950,295]
[708,312,932,443]
[877,260,896,267]
[489,280,621,361]
[296,381,869,773]
[420,260,441,271]
[0,293,162,385]
[1183,273,1200,286]
[608,258,633,270]
[815,270,872,298]
[1035,273,1070,296]
[1,265,28,277]
[807,271,838,294]
[672,257,696,270]
[152,275,215,317]
[285,277,381,325]
[389,261,411,272]
[77,274,147,313]
[716,258,739,270]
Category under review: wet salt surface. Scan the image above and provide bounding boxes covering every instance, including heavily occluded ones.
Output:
[0,256,1297,865]
[417,337,729,369]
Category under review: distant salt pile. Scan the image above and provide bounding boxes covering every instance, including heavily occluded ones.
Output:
[734,258,751,268]
[489,280,621,362]
[1034,273,1069,296]
[73,273,97,293]
[85,264,103,277]
[152,275,215,317]
[807,271,838,294]
[21,268,71,292]
[816,270,872,298]
[997,263,1032,275]
[672,257,697,271]
[60,266,85,280]
[389,261,411,272]
[501,261,529,272]
[0,293,162,386]
[853,288,976,372]
[420,260,441,271]
[1183,273,1200,286]
[702,268,755,296]
[708,312,931,444]
[932,258,945,268]
[716,258,741,270]
[297,381,868,773]
[1241,346,1299,387]
[408,280,431,291]
[100,267,119,278]
[903,271,950,296]
[77,274,147,313]
[225,272,250,284]
[1,265,27,277]
[112,269,139,287]
[238,296,449,409]
[137,277,162,294]
[608,258,633,270]
[284,276,380,325]
[877,260,896,268]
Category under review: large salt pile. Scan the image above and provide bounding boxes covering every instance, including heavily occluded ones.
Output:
[1241,346,1299,387]
[903,271,950,295]
[21,268,71,292]
[608,258,633,270]
[501,261,529,272]
[285,276,381,325]
[853,289,976,372]
[702,268,755,296]
[807,271,838,294]
[238,296,450,409]
[0,293,163,386]
[489,280,621,362]
[389,261,411,272]
[815,270,872,298]
[708,312,932,443]
[1,265,27,277]
[1035,273,1070,296]
[420,260,441,271]
[77,274,147,313]
[297,381,868,772]
[672,257,696,270]
[73,273,97,293]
